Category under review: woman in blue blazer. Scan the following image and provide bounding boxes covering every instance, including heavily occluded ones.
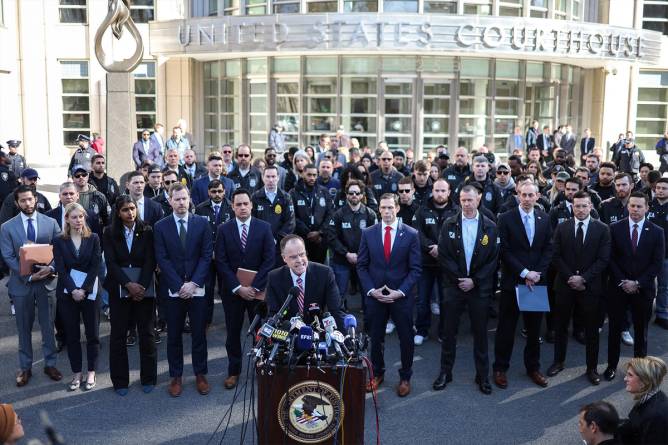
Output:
[53,202,101,391]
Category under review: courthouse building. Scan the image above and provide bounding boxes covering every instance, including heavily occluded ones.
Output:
[0,0,667,167]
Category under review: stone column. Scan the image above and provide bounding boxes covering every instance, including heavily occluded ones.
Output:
[106,72,136,182]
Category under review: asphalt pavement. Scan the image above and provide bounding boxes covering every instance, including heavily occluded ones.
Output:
[0,284,666,445]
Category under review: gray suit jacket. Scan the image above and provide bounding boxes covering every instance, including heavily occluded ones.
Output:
[0,212,60,297]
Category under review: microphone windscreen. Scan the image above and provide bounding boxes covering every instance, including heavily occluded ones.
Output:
[344,314,357,329]
[296,326,314,352]
[308,303,321,314]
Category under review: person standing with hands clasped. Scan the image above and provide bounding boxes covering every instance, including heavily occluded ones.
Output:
[357,193,421,397]
[104,195,157,396]
[433,184,499,395]
[53,203,101,391]
[154,184,213,397]
[604,192,664,382]
[493,181,553,389]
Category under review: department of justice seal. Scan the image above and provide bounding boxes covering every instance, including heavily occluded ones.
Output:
[277,381,344,443]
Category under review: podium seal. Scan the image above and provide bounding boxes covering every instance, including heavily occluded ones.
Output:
[277,381,344,443]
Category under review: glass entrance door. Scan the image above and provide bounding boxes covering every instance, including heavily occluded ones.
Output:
[382,78,415,150]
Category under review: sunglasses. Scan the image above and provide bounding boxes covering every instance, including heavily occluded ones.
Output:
[347,191,361,196]
[266,154,277,158]
[164,180,177,185]
[222,151,232,154]
[237,154,250,158]
[380,158,393,161]
[398,189,412,194]
[496,171,509,175]
[74,173,88,178]
[209,189,225,194]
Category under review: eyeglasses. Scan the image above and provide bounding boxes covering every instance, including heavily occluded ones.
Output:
[398,189,412,194]
[380,158,393,161]
[209,189,225,194]
[74,173,88,178]
[347,191,361,196]
[496,171,510,175]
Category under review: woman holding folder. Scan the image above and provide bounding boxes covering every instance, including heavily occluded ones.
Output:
[53,202,101,391]
[103,195,157,396]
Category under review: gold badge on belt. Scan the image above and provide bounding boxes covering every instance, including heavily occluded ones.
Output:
[481,234,489,246]
[275,204,282,214]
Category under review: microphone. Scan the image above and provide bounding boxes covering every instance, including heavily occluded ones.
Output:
[330,330,350,357]
[344,314,357,340]
[296,326,314,352]
[322,312,337,333]
[254,323,276,358]
[267,321,291,365]
[308,303,323,331]
[327,331,345,360]
[274,286,300,322]
[247,303,268,336]
[289,315,305,333]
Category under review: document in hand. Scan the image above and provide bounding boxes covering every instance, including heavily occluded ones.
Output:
[515,285,550,312]
[67,269,99,300]
[19,244,53,276]
[236,268,265,300]
[120,267,155,298]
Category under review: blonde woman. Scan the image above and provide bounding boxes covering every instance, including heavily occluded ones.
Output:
[618,356,668,444]
[284,149,310,192]
[53,202,101,391]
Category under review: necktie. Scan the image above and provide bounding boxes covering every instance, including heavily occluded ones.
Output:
[384,226,392,262]
[296,275,305,315]
[213,204,220,223]
[523,214,533,246]
[576,221,584,249]
[632,223,639,253]
[241,223,248,250]
[178,219,187,249]
[27,218,36,242]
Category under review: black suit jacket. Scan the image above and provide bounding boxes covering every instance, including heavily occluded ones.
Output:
[609,218,665,292]
[498,207,553,291]
[102,224,156,295]
[580,137,595,157]
[53,234,101,297]
[552,218,610,295]
[265,262,345,329]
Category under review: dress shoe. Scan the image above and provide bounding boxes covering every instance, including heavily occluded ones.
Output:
[545,330,556,344]
[68,377,81,391]
[520,328,528,338]
[168,377,183,397]
[85,374,96,391]
[621,330,634,346]
[154,331,162,345]
[44,366,63,381]
[224,375,239,390]
[432,372,452,391]
[126,332,137,347]
[413,335,425,346]
[655,317,668,330]
[528,371,548,388]
[586,369,601,385]
[475,376,492,395]
[546,362,565,377]
[493,371,508,389]
[156,319,167,333]
[196,374,210,395]
[603,367,616,381]
[16,369,32,387]
[142,384,154,394]
[385,321,395,335]
[574,330,586,345]
[396,380,411,397]
[56,339,65,353]
[365,375,384,393]
[115,388,129,396]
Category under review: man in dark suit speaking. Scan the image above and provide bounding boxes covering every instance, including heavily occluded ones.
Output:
[265,234,345,331]
[357,193,421,397]
[216,188,275,390]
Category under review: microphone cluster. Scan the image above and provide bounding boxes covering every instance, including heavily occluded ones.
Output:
[250,289,367,371]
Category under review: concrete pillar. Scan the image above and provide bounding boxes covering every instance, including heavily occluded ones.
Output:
[106,73,136,181]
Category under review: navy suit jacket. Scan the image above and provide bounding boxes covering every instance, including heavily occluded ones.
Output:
[609,218,664,292]
[497,208,553,291]
[215,217,275,294]
[191,175,234,206]
[580,137,596,156]
[153,214,212,294]
[139,197,164,226]
[356,221,422,297]
[53,234,101,297]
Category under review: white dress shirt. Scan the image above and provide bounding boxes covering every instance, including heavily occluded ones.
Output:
[629,217,645,242]
[236,216,252,240]
[290,268,307,291]
[136,196,145,221]
[574,216,591,240]
[518,207,535,278]
[20,212,38,239]
[172,212,189,232]
[382,219,399,252]
[461,211,479,274]
[124,224,135,252]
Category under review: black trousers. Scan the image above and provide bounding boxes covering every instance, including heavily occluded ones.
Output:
[221,292,257,376]
[109,294,157,389]
[607,288,653,368]
[493,289,543,373]
[440,287,490,379]
[204,263,219,325]
[166,297,208,377]
[553,288,600,371]
[58,295,100,374]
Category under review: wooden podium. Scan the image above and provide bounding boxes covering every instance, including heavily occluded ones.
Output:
[257,363,366,444]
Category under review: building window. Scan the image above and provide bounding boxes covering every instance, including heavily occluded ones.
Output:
[247,58,269,150]
[643,1,668,36]
[0,0,4,26]
[529,0,548,18]
[493,60,521,150]
[498,0,522,17]
[60,61,90,145]
[635,71,668,152]
[273,58,301,145]
[463,0,491,15]
[553,0,568,19]
[342,56,379,149]
[459,58,490,150]
[383,0,418,12]
[134,62,157,140]
[307,0,337,12]
[274,0,300,13]
[303,57,338,146]
[422,57,455,150]
[246,0,267,15]
[59,0,87,24]
[344,0,378,12]
[423,0,456,13]
[193,0,239,15]
[204,60,242,151]
[130,0,154,23]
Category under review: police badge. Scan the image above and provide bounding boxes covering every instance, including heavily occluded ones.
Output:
[481,234,489,246]
[275,204,282,214]
[359,219,366,229]
[449,231,455,239]
[1,172,7,181]
[319,197,326,207]
[249,178,257,188]
[391,183,397,192]
[485,192,492,202]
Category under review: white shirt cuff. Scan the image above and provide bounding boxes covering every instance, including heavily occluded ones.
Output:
[232,285,241,294]
[520,269,529,279]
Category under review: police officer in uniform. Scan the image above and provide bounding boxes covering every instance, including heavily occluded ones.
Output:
[0,168,52,225]
[442,147,472,191]
[397,177,419,227]
[647,177,668,330]
[0,151,18,204]
[228,145,263,194]
[325,179,377,311]
[195,179,233,326]
[454,156,502,216]
[290,164,333,264]
[67,134,97,175]
[412,160,433,207]
[88,154,119,207]
[599,173,633,225]
[5,140,26,178]
[369,150,404,202]
[251,165,296,266]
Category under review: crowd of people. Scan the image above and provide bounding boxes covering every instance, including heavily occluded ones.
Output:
[0,119,667,444]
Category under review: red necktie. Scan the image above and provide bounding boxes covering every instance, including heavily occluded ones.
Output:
[384,226,392,263]
[632,224,638,254]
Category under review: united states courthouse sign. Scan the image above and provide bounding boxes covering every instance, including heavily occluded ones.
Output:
[149,14,663,64]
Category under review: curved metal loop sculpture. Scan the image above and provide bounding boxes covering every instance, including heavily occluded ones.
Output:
[94,0,144,73]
